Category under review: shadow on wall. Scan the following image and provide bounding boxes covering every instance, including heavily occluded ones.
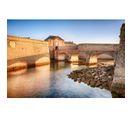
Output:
[7,54,50,72]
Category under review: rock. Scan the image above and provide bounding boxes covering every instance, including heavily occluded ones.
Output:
[90,79,96,86]
[82,78,85,82]
[99,86,103,89]
[108,75,112,80]
[73,78,77,82]
[94,75,98,79]
[101,78,108,82]
[77,78,81,83]
[102,71,106,75]
[99,74,104,78]
[95,81,101,87]
[97,77,100,80]
[68,64,114,90]
[92,72,96,76]
[102,82,108,89]
[87,80,91,85]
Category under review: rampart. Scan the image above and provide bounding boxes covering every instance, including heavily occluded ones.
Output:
[7,35,50,71]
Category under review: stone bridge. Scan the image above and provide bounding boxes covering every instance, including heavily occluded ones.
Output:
[77,44,118,64]
[7,35,119,71]
[55,44,118,64]
[81,50,117,64]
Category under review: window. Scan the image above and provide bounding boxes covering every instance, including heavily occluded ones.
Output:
[9,41,16,48]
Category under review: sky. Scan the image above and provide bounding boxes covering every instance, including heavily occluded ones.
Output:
[7,20,124,44]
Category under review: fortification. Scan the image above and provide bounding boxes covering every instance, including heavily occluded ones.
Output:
[45,36,78,61]
[111,23,125,97]
[7,35,50,71]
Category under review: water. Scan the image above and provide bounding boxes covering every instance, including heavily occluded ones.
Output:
[7,62,112,98]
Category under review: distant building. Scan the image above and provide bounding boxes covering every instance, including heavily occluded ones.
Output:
[44,35,78,60]
[45,35,65,47]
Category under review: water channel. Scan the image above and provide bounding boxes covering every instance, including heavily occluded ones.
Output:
[7,61,112,98]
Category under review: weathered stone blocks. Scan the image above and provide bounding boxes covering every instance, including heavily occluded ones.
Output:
[7,35,50,71]
[111,23,125,97]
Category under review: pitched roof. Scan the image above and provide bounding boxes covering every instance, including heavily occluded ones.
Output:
[45,35,64,41]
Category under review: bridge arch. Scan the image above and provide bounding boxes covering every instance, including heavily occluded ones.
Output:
[97,52,115,65]
[85,51,116,66]
[97,53,114,59]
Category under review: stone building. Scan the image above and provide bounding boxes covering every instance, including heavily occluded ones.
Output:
[45,35,65,60]
[45,35,78,61]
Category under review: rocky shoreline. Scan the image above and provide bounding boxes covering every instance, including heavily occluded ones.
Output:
[68,64,114,90]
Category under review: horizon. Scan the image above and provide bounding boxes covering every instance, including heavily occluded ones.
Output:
[7,20,124,44]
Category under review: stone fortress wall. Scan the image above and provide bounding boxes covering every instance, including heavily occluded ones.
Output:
[7,35,50,71]
[111,23,125,97]
[7,24,122,71]
[7,35,118,71]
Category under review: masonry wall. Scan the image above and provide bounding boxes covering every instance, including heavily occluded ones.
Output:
[57,46,78,60]
[111,24,125,97]
[46,38,65,59]
[78,44,118,51]
[45,35,118,62]
[47,37,65,47]
[78,44,118,60]
[46,37,78,60]
[7,35,50,71]
[58,46,78,53]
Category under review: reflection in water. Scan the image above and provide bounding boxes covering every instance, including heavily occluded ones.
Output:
[70,64,78,70]
[8,65,51,98]
[8,62,112,98]
[8,69,27,75]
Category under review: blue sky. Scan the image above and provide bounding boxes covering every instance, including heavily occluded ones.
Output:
[7,20,124,44]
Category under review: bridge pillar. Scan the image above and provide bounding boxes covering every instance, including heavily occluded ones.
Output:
[86,55,90,64]
[69,54,79,62]
[89,55,97,64]
[86,52,98,67]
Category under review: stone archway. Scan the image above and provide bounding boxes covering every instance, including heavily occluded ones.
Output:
[98,53,113,59]
[85,52,98,67]
[97,53,115,66]
[53,46,59,60]
[85,51,116,67]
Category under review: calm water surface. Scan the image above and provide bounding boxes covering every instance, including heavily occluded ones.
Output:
[7,62,112,98]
